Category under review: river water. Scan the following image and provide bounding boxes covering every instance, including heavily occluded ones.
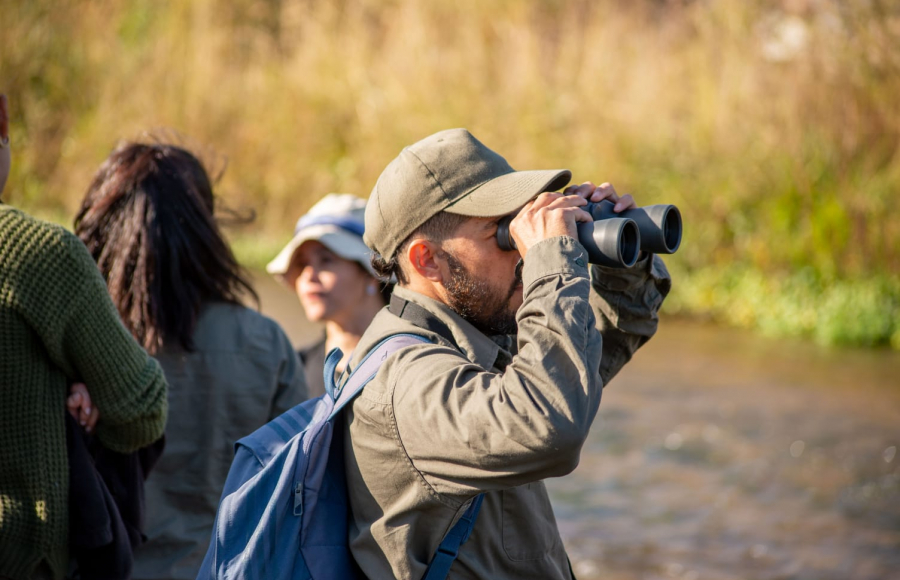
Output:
[254,275,900,580]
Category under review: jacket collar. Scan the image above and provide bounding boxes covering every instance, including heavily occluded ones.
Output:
[391,286,506,371]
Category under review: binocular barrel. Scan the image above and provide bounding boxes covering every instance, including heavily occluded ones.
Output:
[495,200,682,268]
[586,200,682,256]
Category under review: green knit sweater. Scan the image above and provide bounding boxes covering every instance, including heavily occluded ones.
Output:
[0,205,168,580]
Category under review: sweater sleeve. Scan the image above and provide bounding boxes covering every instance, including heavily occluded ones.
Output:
[20,226,168,453]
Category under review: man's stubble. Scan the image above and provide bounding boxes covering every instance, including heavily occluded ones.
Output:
[441,250,521,336]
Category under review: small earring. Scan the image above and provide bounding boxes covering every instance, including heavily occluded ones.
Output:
[367,284,377,296]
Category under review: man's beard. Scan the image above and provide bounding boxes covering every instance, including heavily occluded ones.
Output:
[441,251,520,336]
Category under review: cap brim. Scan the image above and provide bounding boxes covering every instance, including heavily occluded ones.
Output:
[266,225,376,280]
[444,169,572,217]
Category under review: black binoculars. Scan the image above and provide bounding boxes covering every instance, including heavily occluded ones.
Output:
[496,200,682,267]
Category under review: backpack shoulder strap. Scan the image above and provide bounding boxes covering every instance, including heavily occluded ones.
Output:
[389,294,458,349]
[327,333,430,420]
[327,324,484,580]
[387,296,487,579]
[422,494,485,580]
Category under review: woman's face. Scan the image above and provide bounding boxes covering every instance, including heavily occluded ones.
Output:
[287,240,373,324]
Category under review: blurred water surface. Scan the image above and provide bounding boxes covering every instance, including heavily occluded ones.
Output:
[254,274,900,580]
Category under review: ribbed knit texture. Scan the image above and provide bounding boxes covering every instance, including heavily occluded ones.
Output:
[0,205,168,580]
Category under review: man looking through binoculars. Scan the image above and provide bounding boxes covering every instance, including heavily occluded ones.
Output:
[345,128,672,579]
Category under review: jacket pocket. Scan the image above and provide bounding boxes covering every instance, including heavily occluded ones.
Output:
[501,482,562,561]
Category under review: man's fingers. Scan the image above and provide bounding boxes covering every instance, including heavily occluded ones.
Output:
[569,206,593,223]
[528,190,567,210]
[564,182,598,200]
[588,182,618,203]
[540,192,587,211]
[568,182,636,210]
[613,193,637,212]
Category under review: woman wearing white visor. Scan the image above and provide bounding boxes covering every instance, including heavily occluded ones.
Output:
[267,194,389,398]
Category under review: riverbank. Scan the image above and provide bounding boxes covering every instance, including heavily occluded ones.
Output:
[8,202,897,351]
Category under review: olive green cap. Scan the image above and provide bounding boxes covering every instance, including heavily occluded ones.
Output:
[364,128,572,259]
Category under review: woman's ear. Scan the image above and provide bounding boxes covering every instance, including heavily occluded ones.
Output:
[405,239,444,282]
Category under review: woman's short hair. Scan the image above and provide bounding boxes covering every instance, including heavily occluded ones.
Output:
[74,142,257,353]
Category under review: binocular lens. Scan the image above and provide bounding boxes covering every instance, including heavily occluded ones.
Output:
[576,217,640,268]
[588,200,682,256]
[622,220,641,265]
[495,199,682,268]
[661,205,681,254]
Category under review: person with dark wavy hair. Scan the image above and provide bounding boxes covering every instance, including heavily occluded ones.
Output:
[74,141,308,580]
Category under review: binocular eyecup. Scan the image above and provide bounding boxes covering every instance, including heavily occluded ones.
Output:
[496,199,682,268]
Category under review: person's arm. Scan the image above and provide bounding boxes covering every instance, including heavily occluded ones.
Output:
[385,185,670,501]
[20,227,167,453]
[2,93,165,447]
[389,235,600,497]
[559,180,672,383]
[591,253,671,384]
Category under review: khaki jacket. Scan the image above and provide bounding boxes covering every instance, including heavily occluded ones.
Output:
[344,236,670,579]
[133,302,308,580]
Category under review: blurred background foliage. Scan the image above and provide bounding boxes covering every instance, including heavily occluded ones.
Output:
[1,0,898,348]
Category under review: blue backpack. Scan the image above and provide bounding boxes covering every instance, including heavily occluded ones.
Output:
[196,333,484,580]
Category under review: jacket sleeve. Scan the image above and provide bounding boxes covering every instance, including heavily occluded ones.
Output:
[388,238,671,501]
[24,229,168,453]
[590,253,672,384]
[389,236,602,498]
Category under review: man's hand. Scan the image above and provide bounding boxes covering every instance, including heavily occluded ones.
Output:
[67,382,99,433]
[564,181,637,212]
[509,192,591,257]
[509,182,636,258]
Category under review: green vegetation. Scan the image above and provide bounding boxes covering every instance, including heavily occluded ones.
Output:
[2,0,898,348]
[667,264,900,349]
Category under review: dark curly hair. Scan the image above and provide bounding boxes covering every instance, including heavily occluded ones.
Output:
[74,142,257,353]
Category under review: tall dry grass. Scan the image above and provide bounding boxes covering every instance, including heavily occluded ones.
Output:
[2,0,898,346]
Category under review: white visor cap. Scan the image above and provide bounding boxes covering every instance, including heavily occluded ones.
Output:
[267,193,377,281]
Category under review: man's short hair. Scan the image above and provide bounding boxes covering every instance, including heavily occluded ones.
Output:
[371,210,469,285]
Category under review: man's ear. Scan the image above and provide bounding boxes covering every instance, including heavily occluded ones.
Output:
[405,239,444,282]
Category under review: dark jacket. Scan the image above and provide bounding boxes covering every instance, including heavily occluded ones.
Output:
[66,414,165,580]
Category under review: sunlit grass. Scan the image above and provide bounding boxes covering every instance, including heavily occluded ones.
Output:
[2,0,898,348]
